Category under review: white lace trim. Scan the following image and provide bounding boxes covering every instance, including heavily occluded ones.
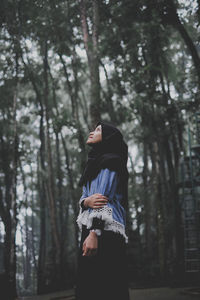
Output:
[76,206,128,243]
[76,206,113,229]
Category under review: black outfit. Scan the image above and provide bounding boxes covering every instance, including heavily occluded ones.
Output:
[76,226,130,300]
[75,121,130,300]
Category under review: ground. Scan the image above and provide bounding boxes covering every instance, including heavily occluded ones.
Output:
[17,286,200,300]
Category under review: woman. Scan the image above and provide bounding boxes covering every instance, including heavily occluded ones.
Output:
[75,120,130,300]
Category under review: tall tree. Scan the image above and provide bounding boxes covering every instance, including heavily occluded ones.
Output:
[80,0,101,127]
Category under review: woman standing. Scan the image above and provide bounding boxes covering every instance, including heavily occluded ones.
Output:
[75,121,130,300]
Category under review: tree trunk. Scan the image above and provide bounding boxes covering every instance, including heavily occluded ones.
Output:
[5,79,19,300]
[19,161,32,291]
[43,40,61,271]
[151,140,167,280]
[165,122,184,276]
[55,131,65,281]
[142,139,152,257]
[30,164,38,274]
[80,0,101,127]
[37,147,47,294]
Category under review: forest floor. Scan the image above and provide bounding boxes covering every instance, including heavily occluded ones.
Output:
[17,286,200,300]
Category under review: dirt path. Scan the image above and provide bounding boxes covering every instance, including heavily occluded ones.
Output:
[17,286,199,300]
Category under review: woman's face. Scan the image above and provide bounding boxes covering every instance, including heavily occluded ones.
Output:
[86,124,102,145]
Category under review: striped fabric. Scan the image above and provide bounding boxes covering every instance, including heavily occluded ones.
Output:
[76,168,128,242]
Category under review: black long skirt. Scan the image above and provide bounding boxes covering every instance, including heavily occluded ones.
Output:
[75,225,130,300]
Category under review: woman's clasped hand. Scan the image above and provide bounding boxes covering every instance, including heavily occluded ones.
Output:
[84,193,108,209]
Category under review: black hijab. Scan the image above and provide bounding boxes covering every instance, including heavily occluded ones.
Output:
[79,121,129,210]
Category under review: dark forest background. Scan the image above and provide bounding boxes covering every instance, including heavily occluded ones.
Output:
[0,0,200,299]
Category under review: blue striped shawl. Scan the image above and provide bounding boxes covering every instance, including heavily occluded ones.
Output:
[76,168,128,243]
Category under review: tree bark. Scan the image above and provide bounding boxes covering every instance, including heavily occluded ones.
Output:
[19,160,32,290]
[4,79,19,300]
[43,40,61,275]
[150,140,167,279]
[142,138,152,257]
[80,0,101,127]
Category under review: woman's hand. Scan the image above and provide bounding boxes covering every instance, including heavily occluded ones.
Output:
[82,231,98,256]
[84,193,108,209]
